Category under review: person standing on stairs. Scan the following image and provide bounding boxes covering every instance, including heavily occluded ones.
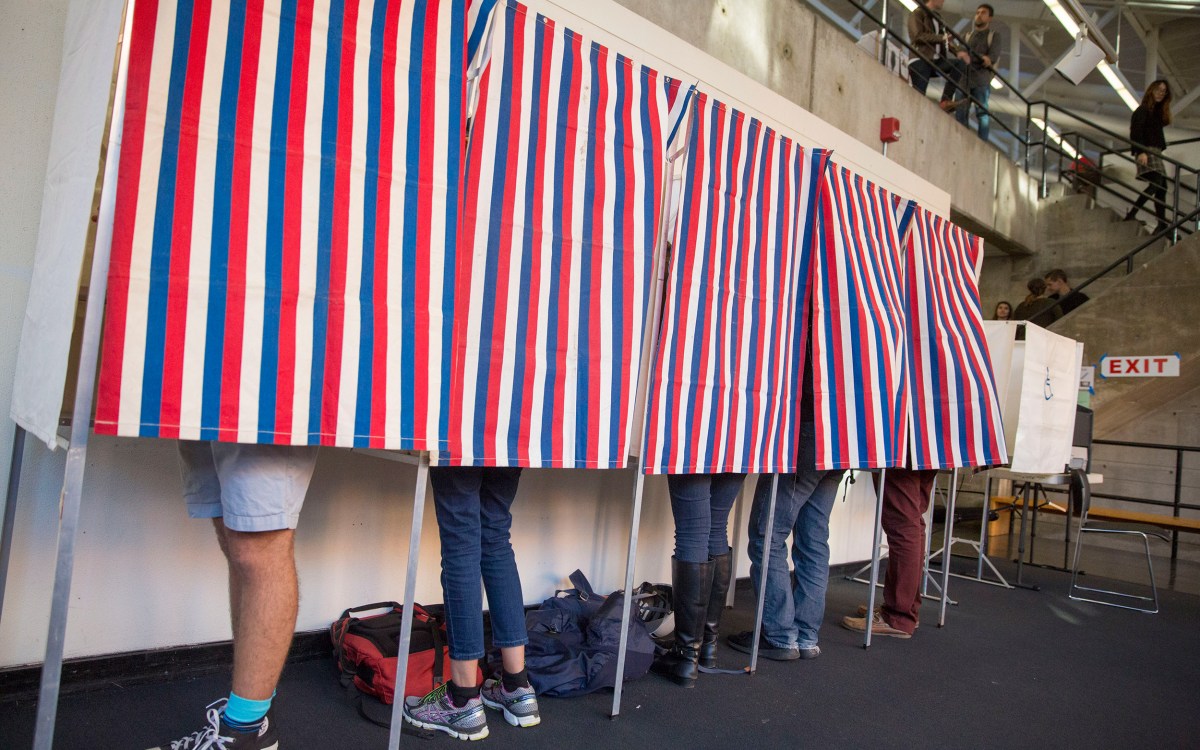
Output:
[1044,269,1089,318]
[1125,79,1173,235]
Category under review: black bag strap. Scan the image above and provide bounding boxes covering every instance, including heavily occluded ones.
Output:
[698,664,751,675]
[431,619,445,686]
[345,682,436,738]
[568,569,596,600]
[339,601,403,620]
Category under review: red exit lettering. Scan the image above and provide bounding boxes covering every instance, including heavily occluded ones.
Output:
[1103,356,1179,377]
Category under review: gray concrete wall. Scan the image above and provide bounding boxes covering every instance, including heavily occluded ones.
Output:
[1051,233,1200,437]
[616,0,1041,256]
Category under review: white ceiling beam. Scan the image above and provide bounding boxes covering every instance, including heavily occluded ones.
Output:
[1119,9,1186,94]
[849,0,877,28]
[803,0,865,39]
[1173,86,1200,117]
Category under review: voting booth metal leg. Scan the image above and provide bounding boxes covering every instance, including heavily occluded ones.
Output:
[921,478,954,605]
[748,474,781,673]
[920,480,937,598]
[611,469,647,719]
[978,475,991,579]
[388,451,431,749]
[937,469,959,627]
[0,424,27,626]
[1013,482,1039,591]
[33,18,132,743]
[944,473,1010,589]
[863,469,886,649]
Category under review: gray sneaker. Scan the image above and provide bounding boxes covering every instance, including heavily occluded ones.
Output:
[480,678,541,727]
[402,683,489,741]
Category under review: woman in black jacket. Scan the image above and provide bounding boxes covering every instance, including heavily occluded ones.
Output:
[1124,80,1172,233]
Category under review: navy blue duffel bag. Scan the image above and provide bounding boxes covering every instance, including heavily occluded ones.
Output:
[517,569,656,697]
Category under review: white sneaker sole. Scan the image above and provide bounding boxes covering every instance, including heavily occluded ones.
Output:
[480,696,541,728]
[402,711,490,741]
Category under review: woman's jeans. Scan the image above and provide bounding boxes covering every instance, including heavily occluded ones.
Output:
[429,466,529,661]
[667,473,747,563]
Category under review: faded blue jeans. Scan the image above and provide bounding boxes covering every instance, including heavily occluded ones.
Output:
[747,426,843,649]
[956,83,991,141]
[429,466,529,660]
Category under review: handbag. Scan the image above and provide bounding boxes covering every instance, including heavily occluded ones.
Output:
[515,570,656,697]
[330,601,481,728]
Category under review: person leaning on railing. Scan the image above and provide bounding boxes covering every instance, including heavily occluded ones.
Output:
[906,0,964,112]
[954,4,1001,141]
[1124,80,1173,235]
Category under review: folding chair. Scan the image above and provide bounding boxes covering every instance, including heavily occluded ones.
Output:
[1068,468,1166,614]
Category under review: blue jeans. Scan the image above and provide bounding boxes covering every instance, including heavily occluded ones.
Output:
[429,466,529,660]
[956,83,991,140]
[667,473,747,563]
[747,427,842,649]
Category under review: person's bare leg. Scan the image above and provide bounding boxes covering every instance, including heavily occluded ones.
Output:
[500,645,525,676]
[212,520,241,638]
[449,658,479,688]
[218,525,298,700]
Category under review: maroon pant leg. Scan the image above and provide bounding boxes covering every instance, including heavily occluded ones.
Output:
[880,468,936,634]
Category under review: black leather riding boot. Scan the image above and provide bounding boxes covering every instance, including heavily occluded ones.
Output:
[699,549,732,668]
[651,556,714,687]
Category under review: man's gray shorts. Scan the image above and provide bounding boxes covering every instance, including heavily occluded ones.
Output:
[178,441,319,532]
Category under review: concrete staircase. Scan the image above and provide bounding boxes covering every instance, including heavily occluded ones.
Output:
[972,186,1200,532]
[1050,231,1200,440]
[979,183,1170,309]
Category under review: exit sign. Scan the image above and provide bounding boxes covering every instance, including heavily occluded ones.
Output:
[1099,354,1181,378]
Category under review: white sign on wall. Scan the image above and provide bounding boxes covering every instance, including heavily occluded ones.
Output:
[1080,366,1095,390]
[1098,354,1181,378]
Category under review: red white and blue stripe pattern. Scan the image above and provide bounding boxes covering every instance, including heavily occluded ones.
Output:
[642,93,831,475]
[811,166,910,470]
[95,0,472,448]
[903,206,1007,468]
[442,1,683,467]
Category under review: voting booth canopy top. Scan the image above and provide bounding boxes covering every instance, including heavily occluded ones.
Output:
[12,0,1006,475]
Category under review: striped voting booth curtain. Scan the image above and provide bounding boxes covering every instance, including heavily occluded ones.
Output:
[642,93,831,475]
[95,0,476,448]
[442,0,683,468]
[903,206,1008,468]
[812,166,910,470]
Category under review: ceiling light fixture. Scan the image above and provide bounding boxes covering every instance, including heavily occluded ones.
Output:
[1096,61,1140,110]
[1032,117,1079,159]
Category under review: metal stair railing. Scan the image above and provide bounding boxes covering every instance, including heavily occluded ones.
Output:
[816,0,1200,230]
[1065,205,1200,303]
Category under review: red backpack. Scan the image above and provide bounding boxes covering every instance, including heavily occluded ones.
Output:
[330,601,480,706]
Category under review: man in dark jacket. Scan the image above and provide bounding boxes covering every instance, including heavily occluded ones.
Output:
[955,4,1001,140]
[907,0,964,111]
[1045,268,1089,317]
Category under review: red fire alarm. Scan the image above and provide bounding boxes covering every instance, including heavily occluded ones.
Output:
[880,117,901,144]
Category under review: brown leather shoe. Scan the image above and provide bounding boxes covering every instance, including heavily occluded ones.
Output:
[855,604,918,629]
[840,613,912,639]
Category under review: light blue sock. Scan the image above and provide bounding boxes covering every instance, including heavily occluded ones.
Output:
[223,691,273,729]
